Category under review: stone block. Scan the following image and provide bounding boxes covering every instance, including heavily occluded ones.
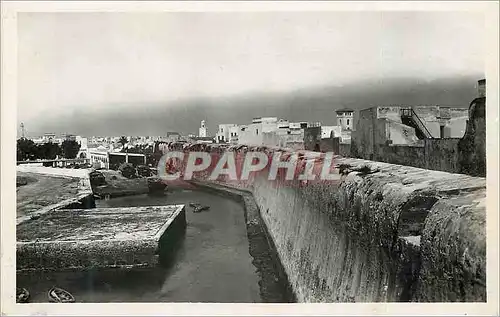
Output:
[17,205,186,272]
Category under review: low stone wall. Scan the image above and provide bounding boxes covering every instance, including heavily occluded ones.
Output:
[339,143,352,157]
[374,144,427,169]
[349,138,462,175]
[424,138,460,173]
[158,142,486,302]
[16,165,91,179]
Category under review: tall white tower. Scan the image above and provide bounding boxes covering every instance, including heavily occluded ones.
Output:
[199,120,207,137]
[335,109,354,131]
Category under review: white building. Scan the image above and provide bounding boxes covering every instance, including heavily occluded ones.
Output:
[88,148,146,169]
[237,116,319,148]
[228,125,239,144]
[335,108,354,131]
[43,133,56,143]
[199,120,207,137]
[88,148,109,169]
[216,124,239,143]
[238,117,278,146]
[321,126,342,139]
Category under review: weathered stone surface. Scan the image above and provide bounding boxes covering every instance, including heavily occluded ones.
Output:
[17,205,186,271]
[160,142,486,302]
[417,189,486,302]
[458,97,486,177]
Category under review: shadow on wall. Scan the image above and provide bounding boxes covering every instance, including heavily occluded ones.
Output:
[457,96,486,177]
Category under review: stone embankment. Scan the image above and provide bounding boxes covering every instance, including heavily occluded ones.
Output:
[159,142,486,302]
[17,205,186,272]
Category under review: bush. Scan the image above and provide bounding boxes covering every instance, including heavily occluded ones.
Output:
[137,165,152,177]
[119,162,137,179]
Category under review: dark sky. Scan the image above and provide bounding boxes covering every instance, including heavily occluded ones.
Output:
[16,11,485,136]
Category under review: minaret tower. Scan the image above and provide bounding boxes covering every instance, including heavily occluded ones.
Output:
[199,120,207,137]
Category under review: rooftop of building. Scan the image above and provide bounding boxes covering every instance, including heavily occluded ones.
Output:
[335,108,354,113]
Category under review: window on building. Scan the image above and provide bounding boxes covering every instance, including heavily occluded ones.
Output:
[347,119,350,126]
[256,129,259,135]
[440,125,445,139]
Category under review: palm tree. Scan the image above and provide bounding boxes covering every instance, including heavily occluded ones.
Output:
[118,136,128,147]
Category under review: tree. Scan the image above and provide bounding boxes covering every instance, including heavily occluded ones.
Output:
[38,142,61,160]
[61,140,81,159]
[118,136,128,147]
[121,144,153,154]
[17,138,37,161]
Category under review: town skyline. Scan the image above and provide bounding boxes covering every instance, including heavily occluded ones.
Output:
[19,74,483,137]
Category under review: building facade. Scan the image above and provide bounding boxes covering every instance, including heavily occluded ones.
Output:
[216,124,239,143]
[336,109,354,131]
[236,116,319,149]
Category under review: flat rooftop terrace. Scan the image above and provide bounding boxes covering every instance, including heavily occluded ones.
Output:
[17,205,186,272]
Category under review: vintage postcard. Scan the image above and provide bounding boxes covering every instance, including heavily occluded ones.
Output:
[1,1,498,316]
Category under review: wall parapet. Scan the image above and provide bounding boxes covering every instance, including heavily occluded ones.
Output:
[157,142,486,302]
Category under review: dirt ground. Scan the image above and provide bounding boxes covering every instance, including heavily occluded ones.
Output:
[16,172,82,218]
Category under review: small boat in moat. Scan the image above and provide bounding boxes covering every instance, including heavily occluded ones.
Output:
[16,288,30,303]
[48,287,75,303]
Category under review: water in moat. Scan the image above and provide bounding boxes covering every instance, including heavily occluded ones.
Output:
[17,186,289,303]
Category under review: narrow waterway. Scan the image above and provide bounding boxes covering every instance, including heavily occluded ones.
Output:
[17,186,290,303]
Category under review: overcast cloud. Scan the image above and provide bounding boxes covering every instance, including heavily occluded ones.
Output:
[17,11,485,124]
